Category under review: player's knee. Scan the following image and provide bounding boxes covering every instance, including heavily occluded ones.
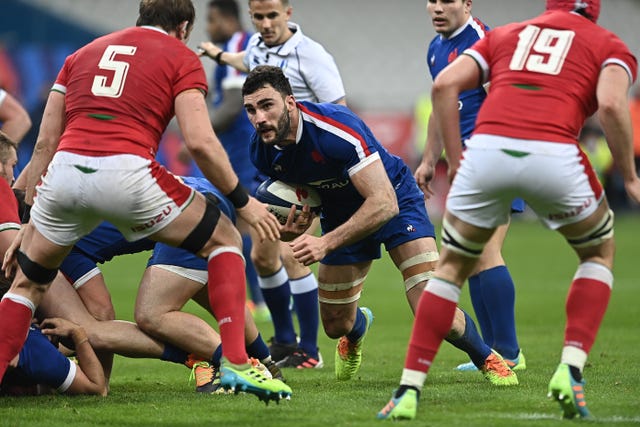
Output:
[251,244,280,272]
[91,305,115,322]
[134,309,158,335]
[17,250,58,286]
[441,218,485,259]
[566,209,614,251]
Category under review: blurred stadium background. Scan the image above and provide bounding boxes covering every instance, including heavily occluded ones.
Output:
[1,0,639,215]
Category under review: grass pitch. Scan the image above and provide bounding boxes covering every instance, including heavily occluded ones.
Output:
[1,215,639,426]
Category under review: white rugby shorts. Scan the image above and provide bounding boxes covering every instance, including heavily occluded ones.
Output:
[30,152,194,246]
[446,134,604,230]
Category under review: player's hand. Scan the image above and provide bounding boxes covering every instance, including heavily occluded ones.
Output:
[446,160,460,184]
[280,205,315,242]
[624,176,640,205]
[414,161,436,199]
[2,226,25,278]
[237,197,281,242]
[198,41,221,59]
[289,234,328,266]
[39,317,78,338]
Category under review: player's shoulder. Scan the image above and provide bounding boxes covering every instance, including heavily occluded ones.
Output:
[299,101,354,123]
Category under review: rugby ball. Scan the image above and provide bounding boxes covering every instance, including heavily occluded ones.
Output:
[255,179,322,225]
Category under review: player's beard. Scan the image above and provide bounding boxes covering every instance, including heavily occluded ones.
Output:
[259,107,291,146]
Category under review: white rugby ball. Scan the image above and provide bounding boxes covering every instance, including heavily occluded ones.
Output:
[255,179,322,225]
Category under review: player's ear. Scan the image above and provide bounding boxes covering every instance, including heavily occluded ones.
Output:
[178,20,190,42]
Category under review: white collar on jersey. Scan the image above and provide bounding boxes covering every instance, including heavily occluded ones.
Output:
[260,22,303,56]
[140,25,169,35]
[441,15,474,40]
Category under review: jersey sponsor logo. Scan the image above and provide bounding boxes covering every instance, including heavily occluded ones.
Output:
[130,205,172,233]
[430,54,436,66]
[406,224,416,233]
[308,178,350,190]
[548,198,592,221]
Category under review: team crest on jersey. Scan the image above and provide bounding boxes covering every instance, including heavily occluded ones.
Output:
[448,48,458,63]
[311,150,325,164]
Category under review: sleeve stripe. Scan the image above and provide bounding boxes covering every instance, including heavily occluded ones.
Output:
[602,58,634,84]
[463,49,490,84]
[0,222,20,232]
[51,83,67,94]
[299,104,371,161]
[57,359,76,392]
[348,151,380,176]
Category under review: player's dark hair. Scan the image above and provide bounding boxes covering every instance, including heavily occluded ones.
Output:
[248,0,290,7]
[209,0,240,20]
[242,65,293,97]
[136,0,196,35]
[0,131,17,164]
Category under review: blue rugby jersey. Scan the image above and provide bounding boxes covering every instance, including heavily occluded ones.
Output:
[250,101,414,225]
[427,16,489,142]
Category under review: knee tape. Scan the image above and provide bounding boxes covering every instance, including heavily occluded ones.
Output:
[441,218,485,258]
[180,194,222,254]
[567,209,614,249]
[318,276,366,305]
[399,252,439,291]
[16,250,58,285]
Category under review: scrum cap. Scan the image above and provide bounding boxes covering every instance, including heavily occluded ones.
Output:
[546,0,600,22]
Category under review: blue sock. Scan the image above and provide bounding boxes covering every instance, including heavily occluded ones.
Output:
[259,266,297,344]
[243,234,264,305]
[478,265,519,360]
[160,342,189,364]
[468,273,493,346]
[291,273,319,358]
[210,345,222,368]
[446,310,492,368]
[345,307,366,343]
[246,333,270,361]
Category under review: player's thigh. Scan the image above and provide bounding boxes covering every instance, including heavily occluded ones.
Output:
[556,199,615,268]
[75,274,115,321]
[135,265,203,322]
[38,274,99,327]
[19,222,72,269]
[151,191,241,256]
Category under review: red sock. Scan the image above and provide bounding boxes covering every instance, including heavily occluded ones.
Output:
[404,280,459,373]
[0,296,34,381]
[207,249,248,365]
[565,264,612,353]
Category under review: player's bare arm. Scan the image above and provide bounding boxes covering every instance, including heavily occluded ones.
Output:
[596,65,640,203]
[40,317,107,396]
[414,112,444,198]
[290,159,398,266]
[24,91,65,205]
[0,92,32,144]
[198,42,249,73]
[432,54,480,182]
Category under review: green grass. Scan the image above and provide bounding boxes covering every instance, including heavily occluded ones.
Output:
[1,216,639,426]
